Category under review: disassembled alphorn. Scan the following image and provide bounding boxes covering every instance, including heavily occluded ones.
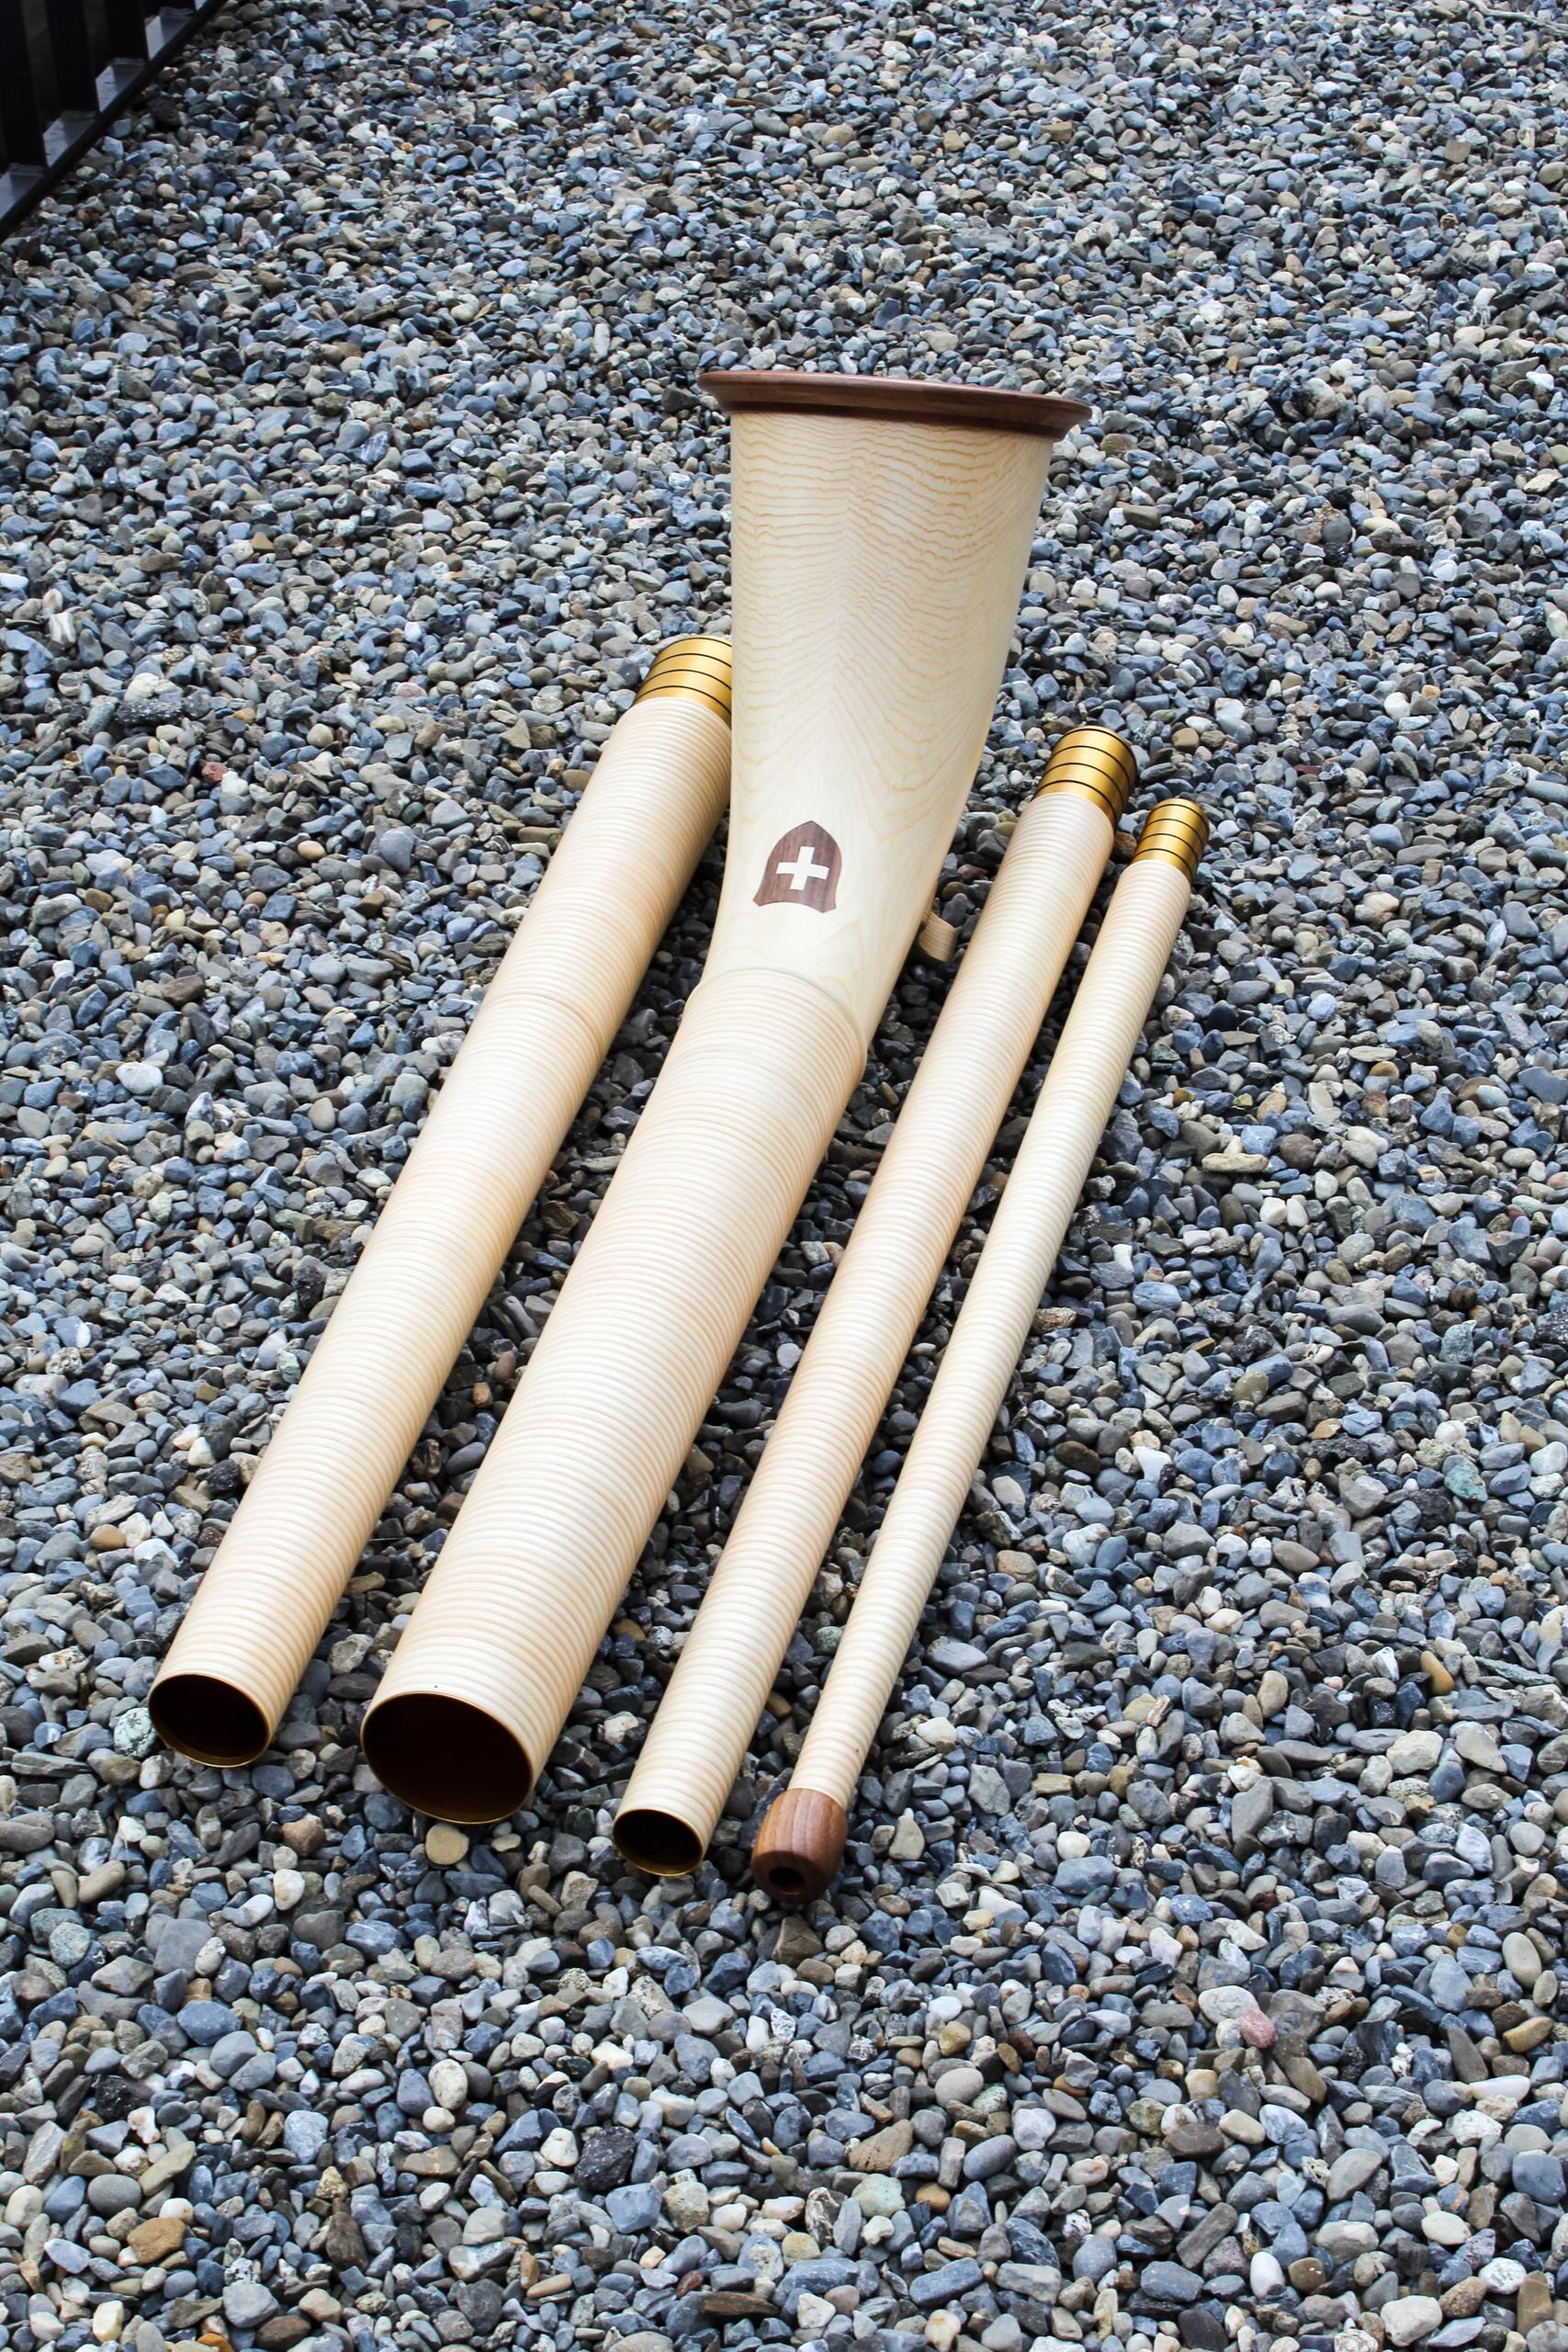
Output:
[361,371,1089,1823]
[751,798,1208,1904]
[613,729,1135,1877]
[150,640,732,1768]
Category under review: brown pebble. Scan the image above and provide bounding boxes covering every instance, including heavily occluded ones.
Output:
[256,2320,312,2352]
[1441,2278,1487,2318]
[0,1817,55,1856]
[423,1822,469,1867]
[1517,2272,1554,2331]
[128,2213,186,2264]
[78,1860,126,1905]
[1275,2041,1328,2103]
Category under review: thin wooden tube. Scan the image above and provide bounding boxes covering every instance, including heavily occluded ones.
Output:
[149,646,732,1769]
[612,733,1134,1877]
[751,803,1207,1902]
[362,381,1082,1823]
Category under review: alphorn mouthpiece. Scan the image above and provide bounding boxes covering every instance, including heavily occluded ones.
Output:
[751,1787,848,1905]
[1034,725,1138,827]
[1134,796,1209,879]
[636,634,733,721]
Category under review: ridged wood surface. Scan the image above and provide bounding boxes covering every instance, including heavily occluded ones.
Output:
[613,785,1115,1870]
[150,691,730,1764]
[708,409,1056,1037]
[361,967,866,1814]
[781,853,1194,1813]
[363,400,1076,1817]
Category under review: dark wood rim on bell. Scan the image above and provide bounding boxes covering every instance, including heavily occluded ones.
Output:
[700,368,1089,441]
[750,1787,848,1905]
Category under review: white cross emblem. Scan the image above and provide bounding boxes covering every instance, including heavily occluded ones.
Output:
[775,845,833,893]
[754,821,840,911]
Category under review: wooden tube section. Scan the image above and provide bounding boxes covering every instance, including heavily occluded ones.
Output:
[613,731,1134,1877]
[149,644,733,1769]
[362,373,1089,1821]
[752,801,1206,1901]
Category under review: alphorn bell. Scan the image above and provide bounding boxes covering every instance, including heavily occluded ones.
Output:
[613,728,1135,1878]
[752,798,1208,1903]
[361,370,1089,1822]
[149,640,732,1769]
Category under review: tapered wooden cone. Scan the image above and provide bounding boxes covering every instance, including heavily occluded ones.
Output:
[752,800,1207,1897]
[148,644,732,1769]
[612,730,1133,1878]
[362,370,1089,1822]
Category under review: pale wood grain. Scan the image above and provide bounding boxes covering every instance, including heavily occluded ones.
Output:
[362,398,1075,1821]
[613,775,1121,1875]
[150,673,731,1767]
[767,830,1200,1829]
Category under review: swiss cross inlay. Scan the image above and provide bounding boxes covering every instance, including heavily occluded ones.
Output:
[754,821,842,913]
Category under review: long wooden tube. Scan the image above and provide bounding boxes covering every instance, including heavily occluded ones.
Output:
[361,372,1089,1823]
[149,641,733,1769]
[751,799,1207,1903]
[612,730,1134,1877]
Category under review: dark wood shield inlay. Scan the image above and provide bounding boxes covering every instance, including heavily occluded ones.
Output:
[754,821,842,913]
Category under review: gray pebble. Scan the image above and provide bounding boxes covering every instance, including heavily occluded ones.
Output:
[3,6,1565,2351]
[221,2279,279,2328]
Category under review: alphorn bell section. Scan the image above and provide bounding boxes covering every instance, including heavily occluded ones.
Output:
[612,727,1136,1879]
[751,798,1209,1905]
[149,639,733,1770]
[360,369,1089,1823]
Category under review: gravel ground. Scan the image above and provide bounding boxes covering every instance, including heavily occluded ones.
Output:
[3,3,1568,2351]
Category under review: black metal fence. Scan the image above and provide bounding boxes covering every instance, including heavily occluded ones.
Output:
[0,0,227,237]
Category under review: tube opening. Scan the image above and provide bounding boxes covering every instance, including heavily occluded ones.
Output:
[613,1808,705,1879]
[361,1693,533,1825]
[750,1788,848,1905]
[150,1673,271,1768]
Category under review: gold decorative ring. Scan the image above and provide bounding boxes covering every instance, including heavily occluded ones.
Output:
[636,635,733,722]
[1134,797,1208,879]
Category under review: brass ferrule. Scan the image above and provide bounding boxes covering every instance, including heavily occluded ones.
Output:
[1034,725,1136,827]
[636,634,732,723]
[1134,797,1208,880]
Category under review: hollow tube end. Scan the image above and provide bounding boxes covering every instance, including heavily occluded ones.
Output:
[636,634,732,722]
[360,1692,536,1825]
[1035,725,1137,826]
[613,1805,707,1879]
[149,1672,273,1769]
[751,1787,848,1905]
[1134,796,1209,880]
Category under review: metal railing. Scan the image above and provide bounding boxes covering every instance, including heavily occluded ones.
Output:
[0,0,228,237]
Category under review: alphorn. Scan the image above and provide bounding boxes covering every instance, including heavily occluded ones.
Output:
[361,370,1089,1823]
[751,797,1207,1903]
[149,639,732,1768]
[613,728,1135,1877]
